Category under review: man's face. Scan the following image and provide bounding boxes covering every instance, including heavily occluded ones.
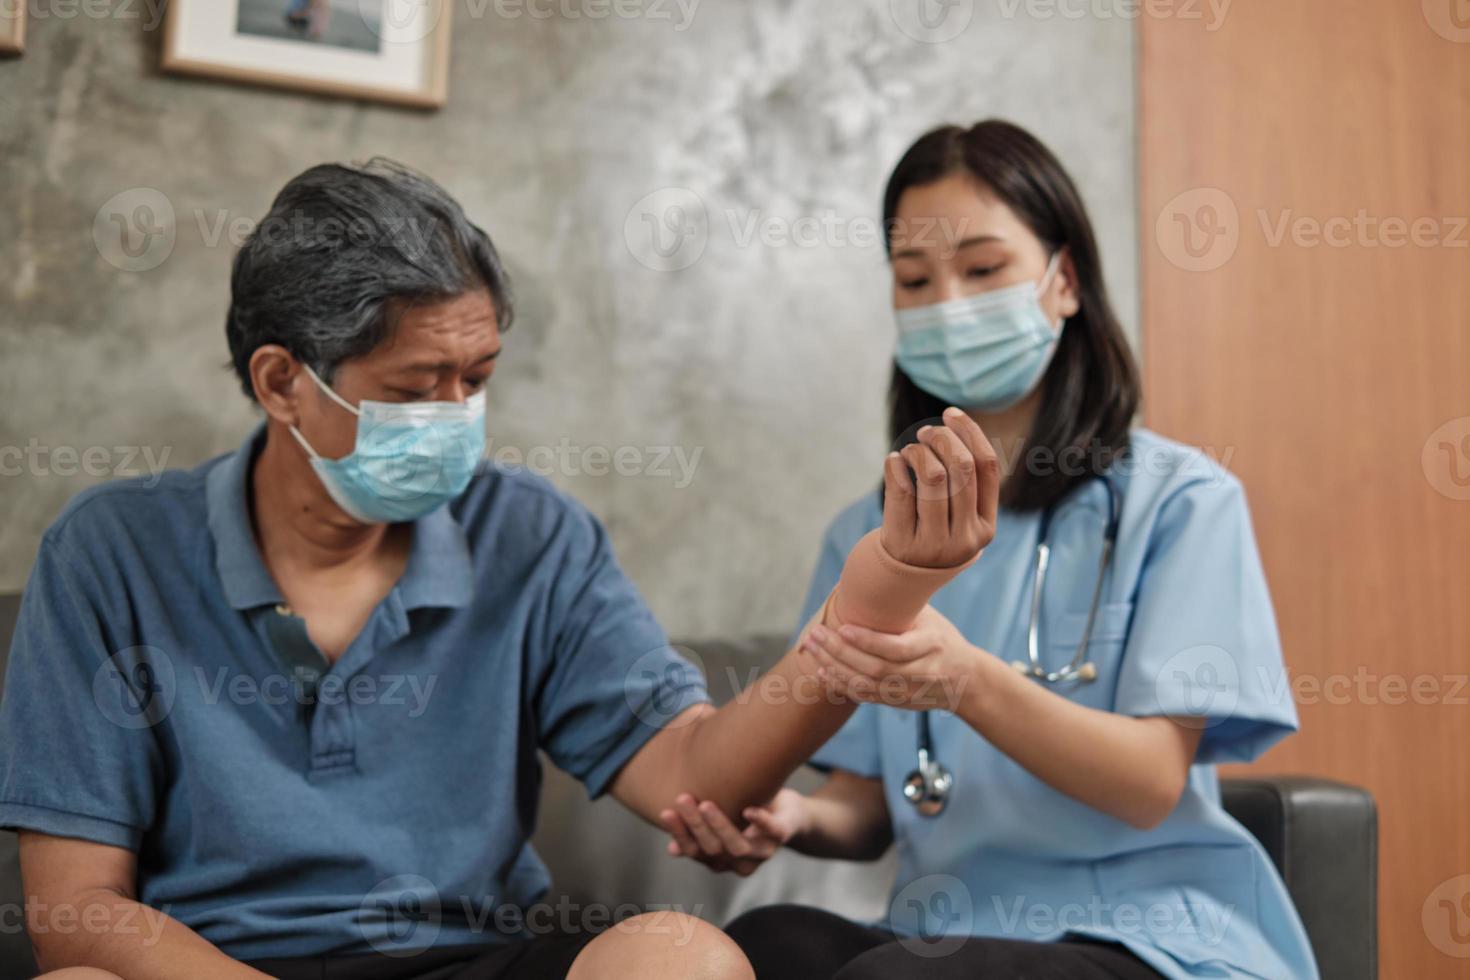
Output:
[297,289,501,461]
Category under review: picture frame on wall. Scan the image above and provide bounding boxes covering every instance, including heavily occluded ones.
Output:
[162,0,453,109]
[0,2,25,55]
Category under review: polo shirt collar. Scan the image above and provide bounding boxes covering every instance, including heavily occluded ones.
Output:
[398,501,474,611]
[206,423,474,613]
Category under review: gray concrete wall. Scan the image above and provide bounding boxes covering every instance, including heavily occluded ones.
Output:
[0,1,1136,640]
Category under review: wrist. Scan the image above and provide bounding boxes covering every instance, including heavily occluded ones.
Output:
[833,530,977,633]
[790,792,812,839]
[785,792,817,849]
[956,644,1011,728]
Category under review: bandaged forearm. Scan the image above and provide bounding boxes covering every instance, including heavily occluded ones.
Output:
[823,529,978,633]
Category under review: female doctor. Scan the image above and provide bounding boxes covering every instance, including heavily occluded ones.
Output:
[659,120,1318,980]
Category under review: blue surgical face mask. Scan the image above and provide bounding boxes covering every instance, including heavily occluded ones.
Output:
[894,252,1065,412]
[288,365,487,524]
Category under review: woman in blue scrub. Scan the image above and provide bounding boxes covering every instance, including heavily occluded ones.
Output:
[660,120,1318,980]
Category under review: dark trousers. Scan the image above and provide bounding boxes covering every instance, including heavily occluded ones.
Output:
[244,933,597,980]
[725,904,1165,980]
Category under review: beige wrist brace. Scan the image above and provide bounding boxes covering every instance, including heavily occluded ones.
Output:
[823,529,978,633]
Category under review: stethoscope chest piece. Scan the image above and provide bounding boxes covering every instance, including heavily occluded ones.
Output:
[1010,658,1099,683]
[903,746,953,817]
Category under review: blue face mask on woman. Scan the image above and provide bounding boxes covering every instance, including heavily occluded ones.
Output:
[288,364,487,524]
[894,251,1065,412]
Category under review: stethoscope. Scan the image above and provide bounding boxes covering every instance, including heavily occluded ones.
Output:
[904,476,1123,817]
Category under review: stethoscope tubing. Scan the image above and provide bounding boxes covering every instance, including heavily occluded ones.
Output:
[908,475,1122,816]
[1018,476,1120,684]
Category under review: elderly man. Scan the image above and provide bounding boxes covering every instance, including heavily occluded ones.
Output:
[0,159,997,979]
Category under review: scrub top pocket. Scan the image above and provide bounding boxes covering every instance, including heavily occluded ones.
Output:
[1045,600,1135,709]
[1047,600,1135,649]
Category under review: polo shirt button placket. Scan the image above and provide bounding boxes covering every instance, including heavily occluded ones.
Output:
[262,604,357,777]
[308,686,356,775]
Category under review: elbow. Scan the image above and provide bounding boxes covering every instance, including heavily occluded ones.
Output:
[1122,773,1189,831]
[28,904,75,973]
[1124,807,1170,833]
[31,936,80,975]
[29,886,133,974]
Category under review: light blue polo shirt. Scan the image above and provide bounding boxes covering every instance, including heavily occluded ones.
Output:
[0,425,708,960]
[807,429,1318,980]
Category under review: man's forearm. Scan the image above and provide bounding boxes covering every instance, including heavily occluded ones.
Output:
[617,501,985,824]
[32,888,270,980]
[672,642,855,818]
[648,530,975,817]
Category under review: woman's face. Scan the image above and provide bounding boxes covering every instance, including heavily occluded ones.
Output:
[889,172,1079,326]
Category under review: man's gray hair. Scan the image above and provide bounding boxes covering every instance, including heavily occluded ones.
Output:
[226,157,513,398]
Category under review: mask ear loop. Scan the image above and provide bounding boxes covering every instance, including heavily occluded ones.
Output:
[299,363,362,417]
[1036,250,1068,332]
[1036,249,1065,297]
[287,363,361,462]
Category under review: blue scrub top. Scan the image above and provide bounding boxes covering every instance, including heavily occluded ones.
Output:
[806,429,1318,980]
[0,425,708,960]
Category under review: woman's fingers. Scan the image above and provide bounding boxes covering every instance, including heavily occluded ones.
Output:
[665,797,785,875]
[918,424,976,539]
[806,641,880,702]
[807,626,950,709]
[744,809,789,849]
[674,795,726,856]
[941,408,1000,532]
[697,801,753,857]
[821,666,879,704]
[807,624,890,678]
[659,808,700,858]
[737,823,779,864]
[835,623,925,663]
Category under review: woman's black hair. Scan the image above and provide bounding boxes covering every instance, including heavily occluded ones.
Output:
[883,120,1140,512]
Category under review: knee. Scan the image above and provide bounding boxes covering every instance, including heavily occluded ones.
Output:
[569,911,753,980]
[34,970,127,980]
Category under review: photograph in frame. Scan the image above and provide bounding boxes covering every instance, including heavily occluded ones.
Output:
[162,0,452,109]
